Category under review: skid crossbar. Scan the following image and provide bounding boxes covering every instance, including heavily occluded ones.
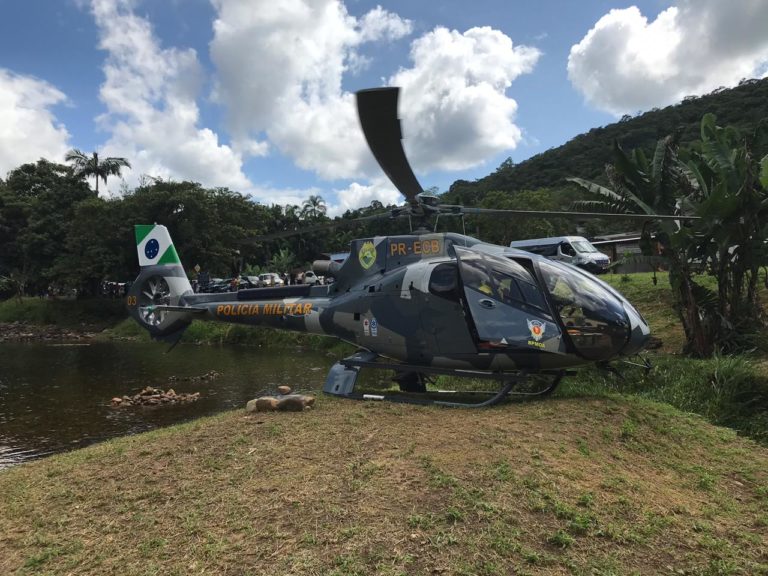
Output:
[323,351,565,408]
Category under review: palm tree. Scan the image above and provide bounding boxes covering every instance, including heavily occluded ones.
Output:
[301,195,327,219]
[65,149,131,194]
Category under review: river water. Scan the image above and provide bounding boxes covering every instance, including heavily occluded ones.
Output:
[0,341,333,469]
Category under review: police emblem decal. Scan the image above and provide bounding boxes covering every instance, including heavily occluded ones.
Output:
[358,241,376,270]
[527,319,546,342]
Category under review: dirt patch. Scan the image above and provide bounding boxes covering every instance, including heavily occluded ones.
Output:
[0,321,95,343]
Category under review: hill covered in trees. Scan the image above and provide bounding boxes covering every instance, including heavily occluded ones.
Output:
[444,77,768,204]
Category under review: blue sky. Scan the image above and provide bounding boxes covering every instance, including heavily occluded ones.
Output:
[2,0,767,215]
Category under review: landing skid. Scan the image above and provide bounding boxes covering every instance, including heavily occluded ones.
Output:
[323,351,566,408]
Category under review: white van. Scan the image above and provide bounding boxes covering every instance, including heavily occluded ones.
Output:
[509,236,610,274]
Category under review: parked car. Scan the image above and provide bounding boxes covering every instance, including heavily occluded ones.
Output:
[258,273,284,287]
[302,270,319,285]
[240,276,261,289]
[208,278,233,293]
[198,277,224,293]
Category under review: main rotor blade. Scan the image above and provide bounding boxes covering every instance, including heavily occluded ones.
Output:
[455,207,700,221]
[241,211,396,243]
[356,87,424,207]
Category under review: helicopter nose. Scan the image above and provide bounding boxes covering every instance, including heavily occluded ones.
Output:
[621,302,651,356]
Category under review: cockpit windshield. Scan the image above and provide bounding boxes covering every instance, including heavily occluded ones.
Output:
[537,259,629,360]
[572,241,598,253]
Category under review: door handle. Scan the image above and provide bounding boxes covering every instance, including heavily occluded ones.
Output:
[478,298,496,309]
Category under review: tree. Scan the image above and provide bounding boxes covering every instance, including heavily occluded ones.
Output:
[121,181,269,278]
[568,136,716,356]
[269,247,296,274]
[300,194,327,219]
[469,190,564,245]
[1,160,93,294]
[680,114,768,349]
[54,197,123,296]
[65,149,131,195]
[568,118,768,356]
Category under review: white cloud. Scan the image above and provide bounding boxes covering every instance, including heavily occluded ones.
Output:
[358,5,414,43]
[246,185,323,210]
[328,177,403,216]
[80,0,540,211]
[390,26,540,171]
[91,0,252,193]
[209,0,413,182]
[210,1,540,208]
[0,69,71,177]
[568,1,768,116]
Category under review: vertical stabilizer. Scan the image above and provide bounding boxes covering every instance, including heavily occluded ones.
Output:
[128,224,193,341]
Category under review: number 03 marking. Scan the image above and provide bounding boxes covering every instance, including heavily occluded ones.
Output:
[126,295,137,306]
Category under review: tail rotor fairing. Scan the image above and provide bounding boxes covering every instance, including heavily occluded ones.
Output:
[138,276,171,327]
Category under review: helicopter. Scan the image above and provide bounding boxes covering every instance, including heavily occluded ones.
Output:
[126,87,686,407]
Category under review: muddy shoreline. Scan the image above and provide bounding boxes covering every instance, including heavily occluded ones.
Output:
[0,321,97,343]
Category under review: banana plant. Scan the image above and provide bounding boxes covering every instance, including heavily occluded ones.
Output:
[567,135,717,356]
[681,114,768,349]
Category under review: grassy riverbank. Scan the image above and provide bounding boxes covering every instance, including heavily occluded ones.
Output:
[2,273,768,445]
[0,297,126,330]
[2,274,768,574]
[1,394,767,575]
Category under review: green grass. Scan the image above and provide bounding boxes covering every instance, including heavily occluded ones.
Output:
[3,396,766,575]
[561,354,768,444]
[0,297,126,329]
[3,271,768,574]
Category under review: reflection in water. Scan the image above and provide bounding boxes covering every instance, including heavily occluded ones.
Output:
[0,341,332,468]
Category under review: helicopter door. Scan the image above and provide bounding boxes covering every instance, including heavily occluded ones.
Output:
[454,247,563,353]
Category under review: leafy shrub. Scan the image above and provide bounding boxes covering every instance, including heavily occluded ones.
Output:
[564,354,768,444]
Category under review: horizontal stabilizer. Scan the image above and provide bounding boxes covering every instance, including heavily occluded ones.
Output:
[151,305,208,314]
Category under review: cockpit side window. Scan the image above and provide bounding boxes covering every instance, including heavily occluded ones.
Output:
[488,264,549,314]
[516,276,548,311]
[457,250,551,315]
[428,263,461,301]
[460,258,496,297]
[492,272,523,303]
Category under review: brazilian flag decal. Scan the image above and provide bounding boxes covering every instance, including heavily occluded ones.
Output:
[135,224,181,267]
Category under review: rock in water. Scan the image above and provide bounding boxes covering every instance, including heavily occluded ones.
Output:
[111,387,200,407]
